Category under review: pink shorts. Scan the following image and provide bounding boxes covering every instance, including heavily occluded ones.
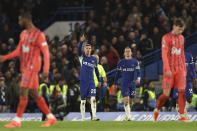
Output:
[162,71,186,89]
[21,71,39,89]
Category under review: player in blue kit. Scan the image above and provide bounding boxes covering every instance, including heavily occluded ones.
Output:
[114,47,141,121]
[173,52,197,117]
[78,35,101,121]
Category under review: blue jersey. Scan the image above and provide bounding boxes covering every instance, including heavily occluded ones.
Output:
[114,58,141,87]
[78,42,100,83]
[185,52,197,82]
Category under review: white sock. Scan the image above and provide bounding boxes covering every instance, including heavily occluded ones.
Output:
[176,103,179,112]
[47,113,55,119]
[80,100,86,120]
[90,97,97,118]
[124,103,131,119]
[13,116,21,123]
[185,101,190,111]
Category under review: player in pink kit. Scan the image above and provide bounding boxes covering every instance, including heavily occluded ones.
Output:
[153,18,189,122]
[0,12,57,128]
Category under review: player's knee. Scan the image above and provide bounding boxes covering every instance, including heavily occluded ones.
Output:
[124,100,129,105]
[20,88,29,97]
[81,99,86,105]
[163,89,171,97]
[124,103,129,106]
[90,97,96,104]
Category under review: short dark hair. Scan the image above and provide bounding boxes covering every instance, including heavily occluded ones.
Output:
[125,46,131,50]
[20,12,32,20]
[83,42,91,47]
[173,18,185,27]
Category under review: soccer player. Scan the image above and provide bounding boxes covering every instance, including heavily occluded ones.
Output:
[78,35,101,121]
[153,18,188,122]
[114,47,141,121]
[0,12,57,128]
[173,52,197,116]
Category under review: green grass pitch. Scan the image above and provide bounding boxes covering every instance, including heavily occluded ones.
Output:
[0,121,197,131]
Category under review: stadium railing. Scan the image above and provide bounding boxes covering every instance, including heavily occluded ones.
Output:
[140,32,197,81]
[106,32,197,82]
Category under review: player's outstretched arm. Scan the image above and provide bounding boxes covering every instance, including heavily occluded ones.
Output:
[3,42,22,61]
[78,34,86,56]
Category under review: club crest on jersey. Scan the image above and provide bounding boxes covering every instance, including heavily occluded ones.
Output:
[162,41,165,47]
[29,37,33,42]
[92,60,95,63]
[22,45,30,53]
[166,83,169,87]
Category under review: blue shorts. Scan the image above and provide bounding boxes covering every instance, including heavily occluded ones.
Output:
[121,83,136,98]
[80,81,96,99]
[173,82,193,99]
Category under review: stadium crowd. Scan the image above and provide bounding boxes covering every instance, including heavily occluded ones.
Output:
[1,0,197,118]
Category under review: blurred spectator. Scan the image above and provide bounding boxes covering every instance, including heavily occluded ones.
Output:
[127,6,142,25]
[116,35,127,57]
[143,81,156,111]
[100,44,120,69]
[9,75,20,113]
[132,97,144,111]
[49,90,67,120]
[131,44,137,58]
[67,69,80,112]
[127,32,138,46]
[0,24,13,43]
[0,43,9,55]
[100,56,109,72]
[117,86,124,111]
[151,26,163,49]
[71,23,82,42]
[7,38,15,52]
[39,78,50,121]
[0,76,9,112]
[181,9,193,35]
[138,33,154,55]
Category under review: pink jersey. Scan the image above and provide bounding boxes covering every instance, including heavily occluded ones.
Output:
[161,32,186,73]
[4,28,50,73]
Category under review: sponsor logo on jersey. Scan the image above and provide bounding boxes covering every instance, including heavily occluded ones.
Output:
[162,40,165,47]
[22,45,30,53]
[82,61,95,68]
[122,68,135,71]
[171,47,181,55]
